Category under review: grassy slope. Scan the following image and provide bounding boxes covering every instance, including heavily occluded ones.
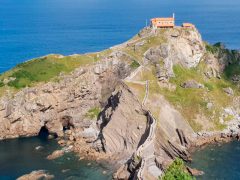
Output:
[0,50,112,96]
[122,31,240,132]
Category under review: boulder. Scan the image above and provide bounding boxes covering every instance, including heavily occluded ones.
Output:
[47,150,64,160]
[181,80,204,89]
[223,87,234,96]
[17,170,54,180]
[186,166,204,176]
[206,102,213,110]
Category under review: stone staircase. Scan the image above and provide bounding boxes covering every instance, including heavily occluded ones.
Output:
[135,111,162,180]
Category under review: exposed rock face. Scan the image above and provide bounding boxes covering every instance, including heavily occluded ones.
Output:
[186,166,204,176]
[223,87,234,96]
[1,26,240,180]
[95,83,147,156]
[181,80,204,89]
[0,53,132,140]
[17,170,54,180]
[144,28,205,81]
[150,95,194,164]
[46,150,64,160]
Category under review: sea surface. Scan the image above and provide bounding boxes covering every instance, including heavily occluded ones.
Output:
[0,0,240,72]
[0,136,112,180]
[189,141,240,180]
[0,0,240,179]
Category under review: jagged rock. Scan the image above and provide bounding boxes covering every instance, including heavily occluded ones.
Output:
[144,28,205,82]
[207,102,213,110]
[113,165,131,180]
[181,80,204,89]
[0,26,239,180]
[96,84,147,154]
[186,166,204,176]
[138,27,154,38]
[17,170,54,180]
[47,150,64,160]
[171,29,180,37]
[0,51,131,140]
[35,146,44,151]
[223,87,234,96]
[134,41,145,51]
[232,75,240,82]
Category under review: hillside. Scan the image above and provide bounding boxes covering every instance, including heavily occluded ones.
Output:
[0,26,239,180]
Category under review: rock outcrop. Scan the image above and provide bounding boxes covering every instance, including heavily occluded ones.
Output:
[144,28,205,81]
[17,170,54,180]
[95,83,147,156]
[0,52,132,140]
[0,26,239,180]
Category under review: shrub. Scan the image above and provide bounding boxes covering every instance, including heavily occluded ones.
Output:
[0,81,4,87]
[130,60,140,69]
[205,44,219,54]
[85,107,101,119]
[161,158,195,180]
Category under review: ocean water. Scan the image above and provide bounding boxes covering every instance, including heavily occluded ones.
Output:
[0,1,240,179]
[0,0,239,72]
[0,137,112,180]
[189,141,240,180]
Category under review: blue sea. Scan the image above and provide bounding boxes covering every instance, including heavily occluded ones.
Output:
[189,141,240,180]
[0,0,240,179]
[0,0,239,73]
[0,137,112,180]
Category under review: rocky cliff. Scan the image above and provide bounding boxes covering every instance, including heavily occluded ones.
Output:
[0,26,239,180]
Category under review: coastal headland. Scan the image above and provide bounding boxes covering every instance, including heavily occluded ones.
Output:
[0,25,239,179]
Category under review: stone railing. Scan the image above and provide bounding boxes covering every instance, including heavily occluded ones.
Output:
[136,111,157,180]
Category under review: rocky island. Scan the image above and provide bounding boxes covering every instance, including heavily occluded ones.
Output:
[0,25,239,180]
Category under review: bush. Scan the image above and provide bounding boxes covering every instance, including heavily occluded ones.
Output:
[161,158,195,180]
[85,107,101,119]
[130,60,140,69]
[205,44,219,54]
[0,81,4,87]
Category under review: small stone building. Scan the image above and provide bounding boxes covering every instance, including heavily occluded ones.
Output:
[151,14,175,29]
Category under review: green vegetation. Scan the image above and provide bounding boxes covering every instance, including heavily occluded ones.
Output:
[224,62,240,79]
[161,158,194,180]
[162,64,238,131]
[205,43,220,54]
[85,107,101,119]
[2,55,95,89]
[0,81,4,87]
[0,53,100,97]
[130,60,140,69]
[136,62,239,132]
[122,30,167,64]
[205,42,240,80]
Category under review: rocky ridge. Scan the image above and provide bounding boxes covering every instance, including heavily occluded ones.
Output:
[0,26,239,180]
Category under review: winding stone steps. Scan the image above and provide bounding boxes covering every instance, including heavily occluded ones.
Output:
[136,111,162,180]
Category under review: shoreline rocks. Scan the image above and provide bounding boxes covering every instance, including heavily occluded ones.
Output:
[17,170,54,180]
[46,150,64,160]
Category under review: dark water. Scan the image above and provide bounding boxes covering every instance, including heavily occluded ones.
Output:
[0,0,240,179]
[189,141,240,180]
[0,137,112,180]
[0,0,240,72]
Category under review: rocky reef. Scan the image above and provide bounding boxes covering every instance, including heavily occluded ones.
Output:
[0,26,239,180]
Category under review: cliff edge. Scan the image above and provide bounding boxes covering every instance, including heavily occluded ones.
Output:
[0,26,239,179]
